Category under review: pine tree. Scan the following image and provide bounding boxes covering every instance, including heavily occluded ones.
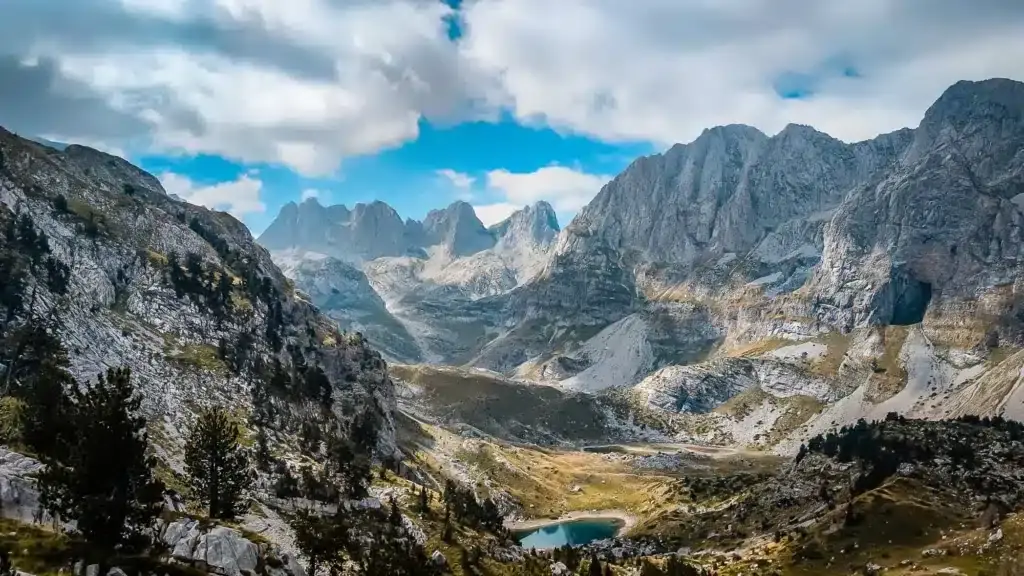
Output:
[418,486,429,514]
[183,405,253,519]
[291,507,350,576]
[389,496,402,526]
[20,356,76,458]
[588,554,603,576]
[37,367,164,564]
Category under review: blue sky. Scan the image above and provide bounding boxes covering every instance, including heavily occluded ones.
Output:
[3,0,1022,235]
[137,115,652,234]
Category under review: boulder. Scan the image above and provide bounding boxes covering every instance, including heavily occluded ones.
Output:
[160,518,258,576]
[194,527,259,576]
[550,562,569,575]
[162,518,203,561]
[0,448,48,524]
[429,551,447,568]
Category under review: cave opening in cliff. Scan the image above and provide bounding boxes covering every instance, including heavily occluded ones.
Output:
[890,279,933,326]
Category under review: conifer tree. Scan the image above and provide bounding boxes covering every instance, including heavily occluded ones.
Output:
[184,405,253,519]
[291,507,350,576]
[588,554,603,576]
[389,496,403,526]
[418,486,429,514]
[37,367,164,564]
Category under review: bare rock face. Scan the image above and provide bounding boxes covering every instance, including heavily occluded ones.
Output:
[262,79,1023,453]
[261,201,561,363]
[421,200,495,257]
[0,125,399,463]
[0,447,47,524]
[811,78,1024,336]
[275,253,422,363]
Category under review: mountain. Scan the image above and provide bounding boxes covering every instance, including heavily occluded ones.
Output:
[258,78,1024,455]
[0,124,398,507]
[492,78,1024,451]
[259,199,561,361]
[258,198,412,262]
[279,79,1024,449]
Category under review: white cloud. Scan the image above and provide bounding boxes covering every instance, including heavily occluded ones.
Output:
[4,0,1024,178]
[460,0,1024,144]
[300,188,321,201]
[436,168,475,189]
[482,166,611,223]
[4,0,494,175]
[159,172,266,217]
[472,202,520,227]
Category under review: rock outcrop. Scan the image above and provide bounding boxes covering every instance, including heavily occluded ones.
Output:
[0,126,399,468]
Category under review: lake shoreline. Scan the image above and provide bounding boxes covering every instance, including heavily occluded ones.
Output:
[505,509,637,537]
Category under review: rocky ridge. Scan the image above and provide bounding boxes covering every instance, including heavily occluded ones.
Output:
[263,78,1024,456]
[0,128,407,572]
[261,199,561,363]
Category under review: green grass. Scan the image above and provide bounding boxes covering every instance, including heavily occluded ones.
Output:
[715,387,768,420]
[390,364,615,442]
[167,343,228,375]
[0,517,73,576]
[0,396,26,447]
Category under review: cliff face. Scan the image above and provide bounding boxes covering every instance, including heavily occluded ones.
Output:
[255,79,1024,454]
[0,128,398,459]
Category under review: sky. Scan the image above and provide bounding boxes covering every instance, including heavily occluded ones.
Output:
[2,1,1023,235]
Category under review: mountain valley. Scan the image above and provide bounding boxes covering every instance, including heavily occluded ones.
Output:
[1,77,1024,576]
[263,78,1024,456]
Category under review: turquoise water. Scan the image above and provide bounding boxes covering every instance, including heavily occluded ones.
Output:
[515,518,623,549]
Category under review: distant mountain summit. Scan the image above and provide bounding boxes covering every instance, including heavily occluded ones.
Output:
[491,200,560,250]
[259,198,557,264]
[259,199,562,362]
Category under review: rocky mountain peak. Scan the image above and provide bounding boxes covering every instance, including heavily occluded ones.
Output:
[905,77,1024,165]
[491,201,560,251]
[422,200,495,257]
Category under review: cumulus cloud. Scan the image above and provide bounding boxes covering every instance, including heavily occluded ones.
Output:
[480,166,611,223]
[159,172,266,217]
[301,189,322,201]
[460,0,1024,144]
[472,202,520,227]
[436,168,475,189]
[0,0,494,175]
[1,0,1022,179]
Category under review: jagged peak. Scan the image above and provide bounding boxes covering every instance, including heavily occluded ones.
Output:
[416,200,494,257]
[491,201,560,250]
[904,77,1024,163]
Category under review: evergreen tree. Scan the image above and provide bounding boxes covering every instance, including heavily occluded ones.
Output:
[304,365,332,409]
[418,486,429,514]
[588,554,603,576]
[389,496,402,526]
[37,367,164,563]
[183,405,253,519]
[20,355,76,458]
[290,507,350,576]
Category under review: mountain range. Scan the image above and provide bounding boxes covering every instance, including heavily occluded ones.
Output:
[260,78,1024,453]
